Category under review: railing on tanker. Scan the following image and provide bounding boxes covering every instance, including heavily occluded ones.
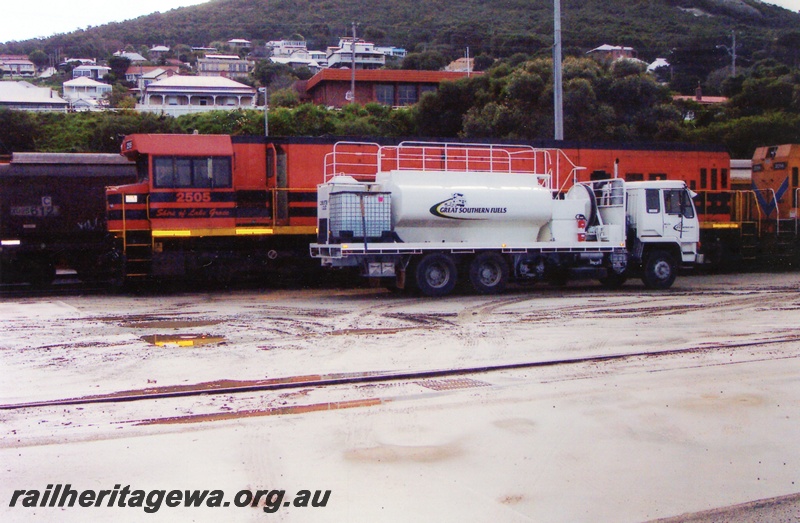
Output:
[322,141,582,192]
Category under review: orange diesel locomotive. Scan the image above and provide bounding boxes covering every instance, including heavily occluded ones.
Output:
[752,144,800,224]
[107,134,330,281]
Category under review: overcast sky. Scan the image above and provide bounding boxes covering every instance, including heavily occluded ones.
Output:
[1,0,799,45]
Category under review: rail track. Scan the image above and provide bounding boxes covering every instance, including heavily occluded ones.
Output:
[4,333,799,413]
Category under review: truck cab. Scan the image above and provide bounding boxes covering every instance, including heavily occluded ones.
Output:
[625,181,701,288]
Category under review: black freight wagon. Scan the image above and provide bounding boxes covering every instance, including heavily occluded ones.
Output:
[0,153,136,285]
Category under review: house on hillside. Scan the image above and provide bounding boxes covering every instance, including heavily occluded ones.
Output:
[326,38,385,70]
[72,65,111,81]
[136,75,256,116]
[305,69,475,108]
[196,54,253,80]
[125,65,180,91]
[0,81,68,112]
[62,77,113,107]
[149,46,171,59]
[228,39,251,49]
[375,46,407,59]
[587,44,636,63]
[114,51,147,63]
[0,56,36,77]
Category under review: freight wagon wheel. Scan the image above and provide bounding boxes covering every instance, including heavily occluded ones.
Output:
[469,253,509,294]
[414,254,458,297]
[642,250,677,290]
[24,256,56,287]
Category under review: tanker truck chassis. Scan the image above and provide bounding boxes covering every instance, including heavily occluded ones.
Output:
[310,141,701,297]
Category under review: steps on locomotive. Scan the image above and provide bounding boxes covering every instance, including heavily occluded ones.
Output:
[739,221,758,261]
[755,220,800,269]
[123,231,153,278]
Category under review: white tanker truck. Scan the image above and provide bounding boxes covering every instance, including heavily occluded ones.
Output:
[310,141,702,296]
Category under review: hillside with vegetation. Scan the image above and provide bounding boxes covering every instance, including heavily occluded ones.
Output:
[1,0,799,157]
[3,0,799,85]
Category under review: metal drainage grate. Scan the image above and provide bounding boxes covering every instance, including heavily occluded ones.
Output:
[415,378,491,391]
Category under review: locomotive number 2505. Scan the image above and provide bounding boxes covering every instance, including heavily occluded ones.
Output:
[176,191,211,203]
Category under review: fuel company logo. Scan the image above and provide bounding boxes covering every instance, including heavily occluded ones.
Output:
[430,193,507,220]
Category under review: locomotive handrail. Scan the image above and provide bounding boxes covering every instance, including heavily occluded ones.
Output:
[121,196,127,253]
[753,188,779,235]
[737,190,762,231]
[795,189,799,236]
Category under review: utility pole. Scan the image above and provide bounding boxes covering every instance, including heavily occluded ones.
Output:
[350,21,357,104]
[553,0,564,140]
[259,87,269,137]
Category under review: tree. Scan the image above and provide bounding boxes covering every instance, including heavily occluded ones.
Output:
[251,60,297,89]
[28,50,50,71]
[270,88,300,108]
[402,51,448,71]
[105,84,133,109]
[108,55,131,82]
[0,109,38,152]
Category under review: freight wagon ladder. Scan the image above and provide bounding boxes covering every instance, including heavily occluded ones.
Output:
[323,141,581,190]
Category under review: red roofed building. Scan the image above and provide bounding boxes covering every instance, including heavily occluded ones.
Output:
[304,69,477,108]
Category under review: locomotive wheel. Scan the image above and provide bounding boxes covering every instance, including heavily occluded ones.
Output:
[642,250,677,289]
[414,254,458,297]
[469,253,509,294]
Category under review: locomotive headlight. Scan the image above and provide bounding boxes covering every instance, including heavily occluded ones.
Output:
[125,195,138,203]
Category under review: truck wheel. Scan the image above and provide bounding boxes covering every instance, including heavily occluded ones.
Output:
[599,271,627,289]
[414,254,457,297]
[469,253,508,294]
[642,250,677,289]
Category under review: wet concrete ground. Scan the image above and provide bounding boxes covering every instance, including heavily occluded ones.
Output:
[1,272,799,522]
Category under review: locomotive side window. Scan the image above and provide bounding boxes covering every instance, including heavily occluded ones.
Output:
[136,156,149,182]
[153,156,232,189]
[665,189,695,218]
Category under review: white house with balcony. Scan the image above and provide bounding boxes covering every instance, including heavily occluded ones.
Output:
[62,77,113,107]
[136,75,256,116]
[326,38,385,69]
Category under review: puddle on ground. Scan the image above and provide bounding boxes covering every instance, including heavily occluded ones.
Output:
[141,334,225,347]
